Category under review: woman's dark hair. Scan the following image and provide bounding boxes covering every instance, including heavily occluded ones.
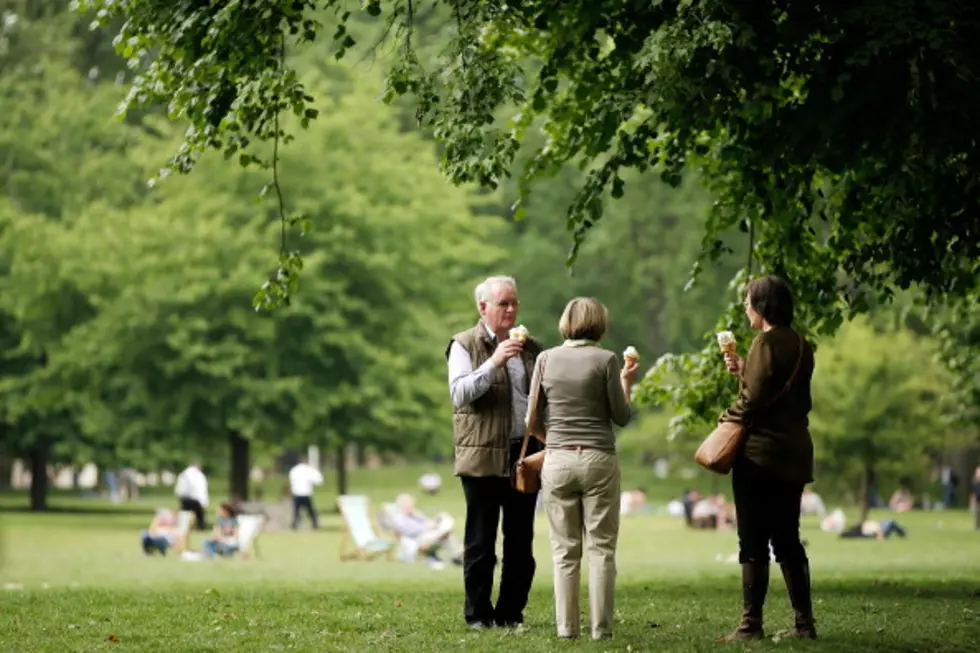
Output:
[745,276,794,327]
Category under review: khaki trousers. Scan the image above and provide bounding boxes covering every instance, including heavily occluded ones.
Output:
[541,448,620,639]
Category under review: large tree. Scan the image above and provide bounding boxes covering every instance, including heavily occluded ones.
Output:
[77,1,980,427]
[808,317,959,520]
[1,4,505,504]
[32,58,502,500]
[0,20,156,507]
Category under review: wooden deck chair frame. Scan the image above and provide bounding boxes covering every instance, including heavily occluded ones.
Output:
[176,510,195,534]
[175,510,195,552]
[236,514,265,560]
[337,495,397,562]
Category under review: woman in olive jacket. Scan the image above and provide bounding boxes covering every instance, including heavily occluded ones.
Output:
[717,276,817,642]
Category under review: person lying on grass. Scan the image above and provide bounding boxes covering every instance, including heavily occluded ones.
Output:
[839,519,907,541]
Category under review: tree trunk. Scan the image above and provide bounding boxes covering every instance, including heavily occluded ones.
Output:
[953,448,978,508]
[860,463,875,523]
[29,441,49,512]
[228,431,250,501]
[335,442,348,497]
[0,453,11,491]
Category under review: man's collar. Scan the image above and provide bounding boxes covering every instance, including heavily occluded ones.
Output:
[562,339,598,348]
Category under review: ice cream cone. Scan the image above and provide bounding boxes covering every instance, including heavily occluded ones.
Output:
[509,325,529,343]
[716,331,737,356]
[623,345,640,366]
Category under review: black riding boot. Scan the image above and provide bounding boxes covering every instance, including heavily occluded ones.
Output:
[717,562,769,642]
[780,561,817,639]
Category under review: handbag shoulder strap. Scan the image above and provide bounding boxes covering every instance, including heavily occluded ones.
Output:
[762,333,807,407]
[519,353,547,460]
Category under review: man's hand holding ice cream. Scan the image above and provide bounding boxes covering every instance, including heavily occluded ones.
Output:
[716,330,743,376]
[509,325,529,343]
[491,324,529,367]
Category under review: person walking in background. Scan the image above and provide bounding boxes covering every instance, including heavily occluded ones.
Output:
[888,482,915,512]
[105,469,121,504]
[940,466,959,508]
[288,456,323,530]
[970,466,980,530]
[446,275,543,629]
[174,460,209,531]
[530,297,637,640]
[717,276,818,642]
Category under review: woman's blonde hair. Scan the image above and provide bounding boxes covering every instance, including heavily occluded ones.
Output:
[558,297,608,341]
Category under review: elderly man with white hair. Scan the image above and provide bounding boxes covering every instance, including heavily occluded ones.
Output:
[389,493,462,569]
[446,275,543,630]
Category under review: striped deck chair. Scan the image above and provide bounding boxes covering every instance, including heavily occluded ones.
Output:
[337,495,397,561]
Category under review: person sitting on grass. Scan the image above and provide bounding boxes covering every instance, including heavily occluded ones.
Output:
[140,509,186,556]
[681,489,702,527]
[800,487,827,517]
[691,494,735,531]
[888,483,915,513]
[619,487,650,515]
[202,503,240,558]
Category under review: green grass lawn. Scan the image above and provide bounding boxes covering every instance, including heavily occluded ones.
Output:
[1,465,978,652]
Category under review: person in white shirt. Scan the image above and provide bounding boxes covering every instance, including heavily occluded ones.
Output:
[288,457,324,530]
[174,461,209,530]
[419,472,443,495]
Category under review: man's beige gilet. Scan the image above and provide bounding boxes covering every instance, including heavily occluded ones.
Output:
[446,322,541,477]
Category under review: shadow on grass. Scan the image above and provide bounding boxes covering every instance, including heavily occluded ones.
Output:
[625,576,980,604]
[0,505,156,516]
[825,577,980,601]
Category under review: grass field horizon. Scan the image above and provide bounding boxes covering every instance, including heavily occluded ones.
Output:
[2,465,978,652]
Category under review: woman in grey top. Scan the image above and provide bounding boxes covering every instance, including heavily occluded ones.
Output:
[526,297,638,640]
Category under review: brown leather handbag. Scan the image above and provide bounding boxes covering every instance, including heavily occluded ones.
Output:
[695,334,806,475]
[512,355,547,494]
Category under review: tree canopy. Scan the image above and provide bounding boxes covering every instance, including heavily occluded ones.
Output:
[1,2,975,509]
[78,1,980,294]
[73,1,980,433]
